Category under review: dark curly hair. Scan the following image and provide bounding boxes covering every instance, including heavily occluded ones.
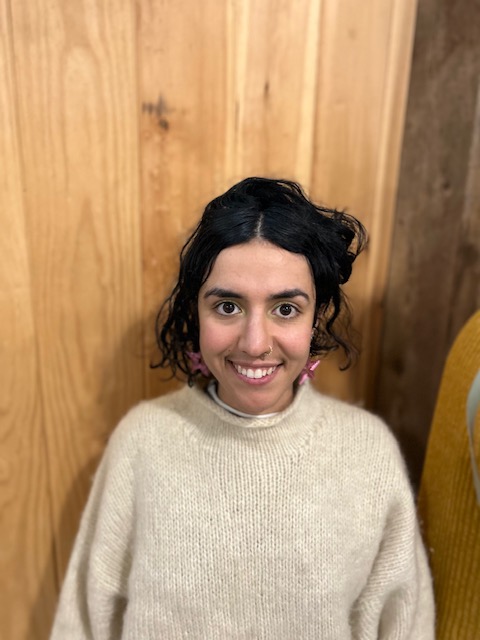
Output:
[152,177,368,385]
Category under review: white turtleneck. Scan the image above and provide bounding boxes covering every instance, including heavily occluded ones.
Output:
[206,379,280,419]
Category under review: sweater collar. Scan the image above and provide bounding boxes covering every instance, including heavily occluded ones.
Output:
[180,382,321,454]
[206,380,280,420]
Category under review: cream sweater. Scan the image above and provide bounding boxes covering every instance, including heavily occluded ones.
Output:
[51,383,435,639]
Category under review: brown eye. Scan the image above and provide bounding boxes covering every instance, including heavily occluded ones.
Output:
[274,303,298,318]
[216,301,240,315]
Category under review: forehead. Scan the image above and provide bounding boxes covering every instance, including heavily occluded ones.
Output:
[201,240,314,295]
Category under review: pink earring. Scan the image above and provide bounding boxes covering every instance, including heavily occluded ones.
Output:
[298,358,320,385]
[186,351,211,377]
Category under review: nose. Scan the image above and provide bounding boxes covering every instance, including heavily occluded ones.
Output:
[238,313,272,359]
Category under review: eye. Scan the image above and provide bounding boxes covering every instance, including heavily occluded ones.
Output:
[215,301,241,316]
[273,303,299,318]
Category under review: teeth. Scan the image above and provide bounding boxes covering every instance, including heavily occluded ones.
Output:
[233,364,276,379]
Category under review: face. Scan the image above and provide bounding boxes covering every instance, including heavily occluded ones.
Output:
[198,239,316,415]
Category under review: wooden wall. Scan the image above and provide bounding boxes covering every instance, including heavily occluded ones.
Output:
[375,0,480,487]
[1,1,417,637]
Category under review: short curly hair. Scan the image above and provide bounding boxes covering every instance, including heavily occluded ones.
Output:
[152,177,368,385]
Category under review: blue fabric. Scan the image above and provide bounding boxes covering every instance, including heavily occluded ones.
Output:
[466,369,480,505]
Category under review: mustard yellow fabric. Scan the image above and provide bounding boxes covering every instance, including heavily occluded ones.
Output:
[418,310,480,639]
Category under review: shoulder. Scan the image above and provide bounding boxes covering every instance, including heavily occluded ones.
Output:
[305,384,410,483]
[106,385,194,453]
[305,383,393,436]
[305,387,416,523]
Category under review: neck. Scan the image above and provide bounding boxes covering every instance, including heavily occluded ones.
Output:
[206,380,280,420]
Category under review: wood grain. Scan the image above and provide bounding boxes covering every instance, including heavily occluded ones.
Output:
[310,0,418,403]
[139,0,231,398]
[376,0,480,485]
[224,0,322,185]
[6,1,143,635]
[0,1,57,637]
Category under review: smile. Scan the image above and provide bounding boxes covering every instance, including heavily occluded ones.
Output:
[232,364,277,379]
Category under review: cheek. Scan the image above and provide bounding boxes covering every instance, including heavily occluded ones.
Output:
[290,323,314,350]
[199,316,235,357]
[277,327,313,364]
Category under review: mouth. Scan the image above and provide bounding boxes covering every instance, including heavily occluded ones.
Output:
[230,363,278,380]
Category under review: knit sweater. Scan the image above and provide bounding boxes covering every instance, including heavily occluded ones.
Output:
[50,383,435,639]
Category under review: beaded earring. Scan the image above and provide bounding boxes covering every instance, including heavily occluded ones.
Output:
[298,358,320,385]
[298,325,321,385]
[186,351,211,377]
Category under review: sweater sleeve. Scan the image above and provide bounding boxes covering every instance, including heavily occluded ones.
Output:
[50,418,137,640]
[351,476,435,640]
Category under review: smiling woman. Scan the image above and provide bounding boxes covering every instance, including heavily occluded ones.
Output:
[50,178,435,639]
[156,177,367,380]
[197,240,316,415]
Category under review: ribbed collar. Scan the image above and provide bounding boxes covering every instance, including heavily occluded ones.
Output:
[206,380,280,420]
[177,382,321,455]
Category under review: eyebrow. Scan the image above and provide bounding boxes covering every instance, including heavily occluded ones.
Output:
[203,287,311,302]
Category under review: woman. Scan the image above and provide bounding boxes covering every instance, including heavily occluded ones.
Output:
[51,178,435,639]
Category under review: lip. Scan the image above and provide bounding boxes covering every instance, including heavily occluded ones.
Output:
[227,360,281,385]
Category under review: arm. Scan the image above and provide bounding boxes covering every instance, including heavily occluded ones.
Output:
[351,484,435,640]
[50,420,137,640]
[408,530,436,639]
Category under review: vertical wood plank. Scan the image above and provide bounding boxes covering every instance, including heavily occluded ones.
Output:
[310,0,418,403]
[376,0,480,484]
[139,0,230,397]
[0,1,57,637]
[9,0,143,607]
[225,0,322,186]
